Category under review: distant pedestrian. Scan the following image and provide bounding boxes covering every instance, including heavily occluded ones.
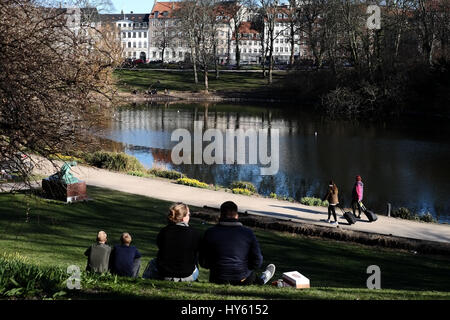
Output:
[323,180,339,225]
[110,233,142,277]
[84,231,111,274]
[352,175,364,218]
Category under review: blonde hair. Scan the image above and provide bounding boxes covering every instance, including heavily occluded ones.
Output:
[120,232,132,245]
[168,203,189,223]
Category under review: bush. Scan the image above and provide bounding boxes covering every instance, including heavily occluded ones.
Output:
[391,207,414,220]
[83,151,145,172]
[0,253,66,299]
[419,213,437,223]
[148,168,182,180]
[230,181,257,194]
[301,197,328,207]
[127,170,149,177]
[231,188,254,196]
[391,207,437,223]
[176,178,209,189]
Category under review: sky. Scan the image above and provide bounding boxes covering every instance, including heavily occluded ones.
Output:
[110,0,156,14]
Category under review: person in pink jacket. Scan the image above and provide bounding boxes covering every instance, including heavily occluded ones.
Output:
[352,175,364,218]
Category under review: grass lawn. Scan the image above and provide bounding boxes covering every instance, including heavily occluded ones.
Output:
[114,69,286,93]
[0,186,449,300]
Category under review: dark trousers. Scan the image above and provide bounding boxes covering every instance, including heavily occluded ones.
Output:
[132,258,141,278]
[328,205,337,221]
[211,271,264,286]
[352,200,362,217]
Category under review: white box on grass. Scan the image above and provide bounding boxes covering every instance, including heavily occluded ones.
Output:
[282,271,310,289]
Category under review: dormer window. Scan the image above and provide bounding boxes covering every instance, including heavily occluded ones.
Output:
[163,11,168,16]
[154,11,159,18]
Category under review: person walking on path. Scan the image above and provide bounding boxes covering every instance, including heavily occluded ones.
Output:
[199,201,276,286]
[352,175,364,218]
[143,203,201,282]
[323,180,339,226]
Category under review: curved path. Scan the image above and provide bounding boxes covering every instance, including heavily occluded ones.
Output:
[33,162,450,244]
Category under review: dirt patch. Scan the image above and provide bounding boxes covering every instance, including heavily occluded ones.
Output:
[191,206,450,256]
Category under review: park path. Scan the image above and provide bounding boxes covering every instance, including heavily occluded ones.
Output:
[31,162,450,244]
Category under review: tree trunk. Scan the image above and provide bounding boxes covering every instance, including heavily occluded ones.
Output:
[204,65,209,93]
[191,46,198,84]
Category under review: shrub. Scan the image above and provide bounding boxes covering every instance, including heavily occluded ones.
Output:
[0,253,66,299]
[230,181,257,194]
[231,188,253,196]
[176,178,209,189]
[269,192,277,199]
[301,197,328,207]
[419,213,437,223]
[83,151,145,172]
[148,168,182,180]
[391,207,414,220]
[127,170,148,177]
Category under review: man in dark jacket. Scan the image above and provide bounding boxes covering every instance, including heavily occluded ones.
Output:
[110,232,142,277]
[199,201,275,285]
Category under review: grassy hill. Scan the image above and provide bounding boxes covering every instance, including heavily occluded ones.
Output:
[0,186,449,300]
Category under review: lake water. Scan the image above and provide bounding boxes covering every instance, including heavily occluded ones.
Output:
[103,102,450,223]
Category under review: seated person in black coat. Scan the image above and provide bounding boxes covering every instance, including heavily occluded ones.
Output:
[199,201,276,285]
[143,203,201,281]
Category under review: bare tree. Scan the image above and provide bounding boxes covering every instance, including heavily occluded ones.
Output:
[175,0,200,83]
[0,0,122,188]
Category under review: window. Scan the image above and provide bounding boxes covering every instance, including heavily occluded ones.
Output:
[133,32,136,38]
[118,23,121,28]
[138,32,142,38]
[172,51,176,58]
[138,42,142,48]
[128,42,131,48]
[123,32,126,38]
[277,13,282,19]
[133,42,136,48]
[275,39,279,44]
[153,51,156,58]
[275,47,278,52]
[144,42,147,48]
[143,32,147,38]
[179,51,183,58]
[133,52,136,57]
[128,32,131,38]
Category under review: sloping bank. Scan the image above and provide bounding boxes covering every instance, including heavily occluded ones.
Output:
[193,207,450,256]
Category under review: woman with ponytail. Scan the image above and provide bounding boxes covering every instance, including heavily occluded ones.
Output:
[143,203,201,281]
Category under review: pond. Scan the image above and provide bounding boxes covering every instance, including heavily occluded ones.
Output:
[103,102,450,223]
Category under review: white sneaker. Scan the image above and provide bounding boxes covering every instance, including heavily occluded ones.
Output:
[261,264,276,284]
[326,219,331,223]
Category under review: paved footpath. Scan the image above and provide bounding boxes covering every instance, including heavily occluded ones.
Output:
[31,162,450,244]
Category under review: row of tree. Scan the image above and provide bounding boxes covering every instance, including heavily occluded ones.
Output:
[166,0,449,90]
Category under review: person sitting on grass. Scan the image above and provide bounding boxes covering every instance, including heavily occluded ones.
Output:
[143,203,201,282]
[199,201,276,286]
[84,230,112,274]
[110,232,142,278]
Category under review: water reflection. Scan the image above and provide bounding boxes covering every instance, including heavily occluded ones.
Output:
[103,102,450,223]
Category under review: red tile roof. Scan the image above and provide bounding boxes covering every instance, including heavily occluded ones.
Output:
[150,1,182,18]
